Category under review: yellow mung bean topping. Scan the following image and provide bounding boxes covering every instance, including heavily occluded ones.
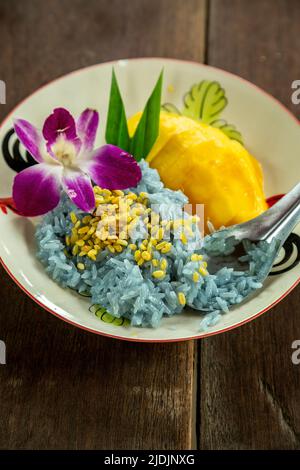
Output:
[152,270,165,279]
[66,186,208,279]
[178,292,186,306]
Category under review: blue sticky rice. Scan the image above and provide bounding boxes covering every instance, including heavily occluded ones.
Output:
[36,161,277,329]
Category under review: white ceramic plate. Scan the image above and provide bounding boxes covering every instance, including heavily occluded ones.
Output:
[0,58,299,342]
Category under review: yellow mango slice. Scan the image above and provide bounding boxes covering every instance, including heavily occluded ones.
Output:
[128,111,268,231]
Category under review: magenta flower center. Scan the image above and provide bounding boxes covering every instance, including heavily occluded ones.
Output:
[51,135,77,167]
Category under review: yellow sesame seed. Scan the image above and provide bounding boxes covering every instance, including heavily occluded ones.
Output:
[70,212,77,224]
[160,258,168,270]
[79,251,86,257]
[114,244,123,253]
[75,220,81,229]
[82,215,92,224]
[178,292,186,306]
[107,245,115,254]
[127,192,138,200]
[140,243,147,251]
[134,250,141,261]
[193,272,200,282]
[114,190,124,196]
[161,243,172,254]
[95,195,105,205]
[157,227,164,241]
[142,251,151,261]
[202,261,208,268]
[70,233,78,244]
[156,241,166,251]
[132,207,143,216]
[65,235,70,246]
[191,254,199,262]
[72,245,79,256]
[139,192,148,199]
[111,196,119,204]
[117,239,128,247]
[77,263,85,270]
[199,266,208,276]
[137,258,144,266]
[152,270,165,279]
[78,226,89,235]
[75,239,85,247]
[152,259,159,267]
[180,232,188,244]
[129,243,137,251]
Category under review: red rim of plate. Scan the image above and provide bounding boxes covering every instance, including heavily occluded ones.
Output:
[0,57,299,342]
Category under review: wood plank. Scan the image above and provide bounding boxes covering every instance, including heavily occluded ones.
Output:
[0,0,206,449]
[200,0,300,450]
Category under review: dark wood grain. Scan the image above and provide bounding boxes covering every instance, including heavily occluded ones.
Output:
[0,0,206,121]
[200,0,300,450]
[0,0,206,450]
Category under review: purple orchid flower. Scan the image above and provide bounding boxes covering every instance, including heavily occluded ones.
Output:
[12,107,142,216]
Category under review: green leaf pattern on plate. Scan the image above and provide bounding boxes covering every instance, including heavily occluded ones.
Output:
[163,79,243,145]
[89,304,130,327]
[161,103,181,115]
[211,119,244,145]
[182,81,227,124]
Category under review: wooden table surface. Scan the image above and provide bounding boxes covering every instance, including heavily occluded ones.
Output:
[0,0,299,450]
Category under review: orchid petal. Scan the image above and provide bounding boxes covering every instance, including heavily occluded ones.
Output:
[14,119,44,163]
[62,169,95,212]
[42,107,81,152]
[83,145,142,190]
[77,109,99,152]
[13,164,62,216]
